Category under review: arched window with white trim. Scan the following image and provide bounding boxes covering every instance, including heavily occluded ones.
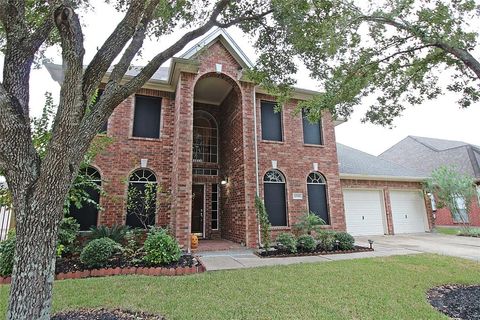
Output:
[126,169,157,228]
[193,111,218,163]
[263,170,287,226]
[69,166,101,231]
[307,172,329,224]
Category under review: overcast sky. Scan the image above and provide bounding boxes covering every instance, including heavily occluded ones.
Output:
[3,1,480,156]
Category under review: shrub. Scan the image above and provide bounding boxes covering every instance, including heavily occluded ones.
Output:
[316,230,336,251]
[0,230,15,276]
[297,234,316,252]
[276,232,297,253]
[334,232,355,250]
[292,211,325,236]
[89,225,129,243]
[255,196,271,249]
[80,237,119,268]
[143,228,181,265]
[58,217,80,255]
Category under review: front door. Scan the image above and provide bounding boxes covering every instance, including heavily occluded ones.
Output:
[192,184,204,236]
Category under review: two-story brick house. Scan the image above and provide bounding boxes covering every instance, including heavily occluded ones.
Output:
[47,28,433,250]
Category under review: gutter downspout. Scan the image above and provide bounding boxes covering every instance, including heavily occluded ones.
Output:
[253,85,261,247]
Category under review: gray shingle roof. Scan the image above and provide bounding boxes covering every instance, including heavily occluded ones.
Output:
[45,63,169,84]
[337,143,425,179]
[380,136,480,179]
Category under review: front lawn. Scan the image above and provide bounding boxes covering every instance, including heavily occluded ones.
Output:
[1,254,479,319]
[436,227,480,237]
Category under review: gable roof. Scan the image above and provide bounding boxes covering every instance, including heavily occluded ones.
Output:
[180,28,253,69]
[337,143,426,181]
[380,136,480,180]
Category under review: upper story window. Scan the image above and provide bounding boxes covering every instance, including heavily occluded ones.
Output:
[302,110,323,145]
[261,101,283,142]
[193,111,218,163]
[132,95,162,139]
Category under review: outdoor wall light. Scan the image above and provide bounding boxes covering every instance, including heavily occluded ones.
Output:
[368,239,374,249]
[221,178,228,185]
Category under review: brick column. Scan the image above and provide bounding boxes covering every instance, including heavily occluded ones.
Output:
[171,72,195,249]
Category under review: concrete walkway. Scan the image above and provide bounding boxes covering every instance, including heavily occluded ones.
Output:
[197,233,480,271]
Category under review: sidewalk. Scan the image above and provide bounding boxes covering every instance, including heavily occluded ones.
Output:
[197,240,419,271]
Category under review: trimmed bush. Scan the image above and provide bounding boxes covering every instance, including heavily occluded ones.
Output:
[89,225,129,243]
[334,232,355,250]
[0,230,15,276]
[58,217,80,254]
[316,230,336,251]
[80,237,119,268]
[276,232,297,253]
[297,234,316,252]
[143,228,181,265]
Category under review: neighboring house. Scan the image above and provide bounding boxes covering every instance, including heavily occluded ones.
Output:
[380,136,480,226]
[46,28,433,249]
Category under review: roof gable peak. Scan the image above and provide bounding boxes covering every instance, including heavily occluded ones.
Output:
[180,28,253,69]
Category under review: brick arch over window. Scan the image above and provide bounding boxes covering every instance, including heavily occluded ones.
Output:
[126,168,157,228]
[69,166,101,231]
[263,169,288,227]
[307,172,329,224]
[194,71,244,99]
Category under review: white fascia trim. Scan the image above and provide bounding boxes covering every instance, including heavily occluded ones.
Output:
[339,173,427,182]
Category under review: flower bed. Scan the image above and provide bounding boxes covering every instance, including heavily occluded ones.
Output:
[0,254,205,284]
[255,245,373,258]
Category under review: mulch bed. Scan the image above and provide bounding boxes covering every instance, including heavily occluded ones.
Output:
[255,245,373,258]
[428,284,480,319]
[52,309,165,320]
[56,254,197,274]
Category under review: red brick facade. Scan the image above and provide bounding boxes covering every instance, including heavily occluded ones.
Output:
[90,38,432,250]
[434,194,480,227]
[340,179,434,234]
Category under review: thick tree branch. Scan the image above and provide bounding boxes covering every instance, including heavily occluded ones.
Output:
[435,43,480,80]
[213,9,273,28]
[82,0,147,100]
[109,0,161,83]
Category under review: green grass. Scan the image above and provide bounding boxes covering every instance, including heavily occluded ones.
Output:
[436,226,480,236]
[435,227,461,235]
[1,254,480,319]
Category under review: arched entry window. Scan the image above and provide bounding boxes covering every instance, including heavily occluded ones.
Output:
[126,169,157,228]
[69,166,101,231]
[263,170,287,226]
[193,111,218,163]
[307,172,329,224]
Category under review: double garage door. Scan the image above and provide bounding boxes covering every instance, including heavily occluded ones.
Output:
[343,189,427,236]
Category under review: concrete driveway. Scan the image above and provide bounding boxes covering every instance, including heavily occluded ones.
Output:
[198,233,480,271]
[355,233,480,261]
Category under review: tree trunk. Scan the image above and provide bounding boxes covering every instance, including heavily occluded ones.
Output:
[6,182,66,320]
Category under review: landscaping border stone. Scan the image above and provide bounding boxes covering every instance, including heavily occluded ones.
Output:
[0,256,206,284]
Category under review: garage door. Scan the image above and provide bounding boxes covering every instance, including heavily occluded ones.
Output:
[343,189,386,236]
[390,190,427,234]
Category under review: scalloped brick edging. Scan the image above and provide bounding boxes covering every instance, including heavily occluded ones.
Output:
[0,260,206,285]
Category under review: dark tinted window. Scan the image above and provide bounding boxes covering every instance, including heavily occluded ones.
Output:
[68,167,101,231]
[261,101,282,141]
[133,95,162,138]
[307,172,329,224]
[263,170,287,226]
[302,110,323,145]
